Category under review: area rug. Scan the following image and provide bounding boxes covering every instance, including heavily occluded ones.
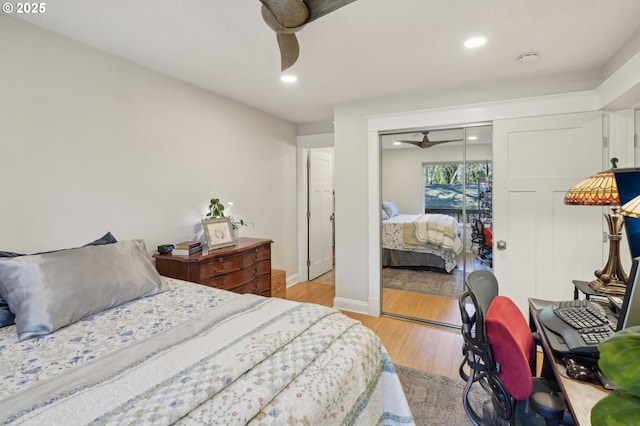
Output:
[383,267,464,299]
[394,364,484,425]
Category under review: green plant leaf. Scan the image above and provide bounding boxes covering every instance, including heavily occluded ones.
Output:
[598,326,640,397]
[591,390,640,425]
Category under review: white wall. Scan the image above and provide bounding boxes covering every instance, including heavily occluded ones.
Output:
[0,16,298,277]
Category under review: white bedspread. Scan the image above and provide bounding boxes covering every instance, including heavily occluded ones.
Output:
[382,214,463,272]
[407,214,464,259]
[0,278,413,425]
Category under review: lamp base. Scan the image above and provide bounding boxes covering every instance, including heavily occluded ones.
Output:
[588,278,627,296]
[587,210,628,296]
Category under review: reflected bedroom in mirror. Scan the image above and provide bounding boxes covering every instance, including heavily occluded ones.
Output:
[380,124,493,327]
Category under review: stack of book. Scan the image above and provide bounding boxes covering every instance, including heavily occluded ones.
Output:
[172,241,202,256]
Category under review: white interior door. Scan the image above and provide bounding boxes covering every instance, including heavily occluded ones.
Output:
[308,150,334,280]
[493,112,604,314]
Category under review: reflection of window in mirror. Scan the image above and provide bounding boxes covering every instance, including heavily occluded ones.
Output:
[423,161,492,226]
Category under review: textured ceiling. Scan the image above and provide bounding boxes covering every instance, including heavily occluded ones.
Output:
[11,0,640,124]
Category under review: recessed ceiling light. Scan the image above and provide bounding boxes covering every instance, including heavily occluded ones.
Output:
[467,136,478,140]
[464,36,487,48]
[280,74,297,83]
[393,141,402,145]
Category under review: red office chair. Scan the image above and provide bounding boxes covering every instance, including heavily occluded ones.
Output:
[458,270,575,425]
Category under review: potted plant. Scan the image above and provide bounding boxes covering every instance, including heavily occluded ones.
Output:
[591,326,640,424]
[205,198,251,231]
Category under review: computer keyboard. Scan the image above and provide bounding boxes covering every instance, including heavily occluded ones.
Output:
[539,299,615,356]
[553,299,607,328]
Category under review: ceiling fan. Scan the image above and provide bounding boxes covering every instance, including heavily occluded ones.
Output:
[398,132,463,149]
[259,0,357,71]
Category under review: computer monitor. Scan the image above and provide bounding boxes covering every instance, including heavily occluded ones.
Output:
[617,256,640,330]
[613,167,640,259]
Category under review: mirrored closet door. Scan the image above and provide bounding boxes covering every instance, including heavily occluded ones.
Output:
[380,124,493,327]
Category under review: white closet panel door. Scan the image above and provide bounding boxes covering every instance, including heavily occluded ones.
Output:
[493,112,604,314]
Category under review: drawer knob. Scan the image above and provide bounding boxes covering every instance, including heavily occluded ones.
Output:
[252,268,258,276]
[214,265,226,273]
[252,283,259,292]
[216,279,226,289]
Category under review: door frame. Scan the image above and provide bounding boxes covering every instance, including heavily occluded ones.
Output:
[365,92,601,316]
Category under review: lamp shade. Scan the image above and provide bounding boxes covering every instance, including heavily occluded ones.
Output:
[621,195,640,218]
[564,170,620,206]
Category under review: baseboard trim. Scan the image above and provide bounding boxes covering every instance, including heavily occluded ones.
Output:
[333,297,369,315]
[285,272,299,288]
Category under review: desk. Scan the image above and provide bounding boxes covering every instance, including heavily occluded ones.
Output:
[528,298,610,426]
[572,280,607,300]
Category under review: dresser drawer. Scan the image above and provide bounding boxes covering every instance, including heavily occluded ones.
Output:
[232,275,271,296]
[199,254,243,278]
[242,245,270,267]
[203,260,271,291]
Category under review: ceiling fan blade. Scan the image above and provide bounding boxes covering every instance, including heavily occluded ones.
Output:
[398,140,423,147]
[305,0,358,22]
[259,0,309,29]
[422,140,449,148]
[277,33,300,71]
[421,138,464,148]
[259,0,358,70]
[398,138,464,148]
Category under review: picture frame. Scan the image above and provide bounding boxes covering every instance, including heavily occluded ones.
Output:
[202,217,236,250]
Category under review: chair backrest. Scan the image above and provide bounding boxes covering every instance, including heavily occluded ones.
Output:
[485,295,535,400]
[459,270,505,423]
[471,219,485,243]
[463,270,498,338]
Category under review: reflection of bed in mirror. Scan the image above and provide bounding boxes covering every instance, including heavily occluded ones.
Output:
[382,213,464,273]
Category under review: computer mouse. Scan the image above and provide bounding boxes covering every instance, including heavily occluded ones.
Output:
[562,357,597,381]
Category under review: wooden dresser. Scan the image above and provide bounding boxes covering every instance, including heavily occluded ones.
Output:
[154,237,273,297]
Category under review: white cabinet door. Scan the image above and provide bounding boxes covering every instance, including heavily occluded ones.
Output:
[493,112,604,314]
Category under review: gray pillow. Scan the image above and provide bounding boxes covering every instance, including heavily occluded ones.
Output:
[0,232,118,328]
[0,239,168,341]
[0,296,14,327]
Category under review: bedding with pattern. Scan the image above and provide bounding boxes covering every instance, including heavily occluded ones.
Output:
[382,213,464,273]
[0,241,414,425]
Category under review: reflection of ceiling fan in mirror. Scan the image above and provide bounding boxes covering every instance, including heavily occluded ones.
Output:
[398,132,463,149]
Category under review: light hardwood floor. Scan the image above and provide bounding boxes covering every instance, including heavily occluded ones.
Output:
[286,276,465,380]
[381,253,487,324]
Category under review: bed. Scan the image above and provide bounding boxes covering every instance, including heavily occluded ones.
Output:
[0,237,414,425]
[382,203,464,273]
